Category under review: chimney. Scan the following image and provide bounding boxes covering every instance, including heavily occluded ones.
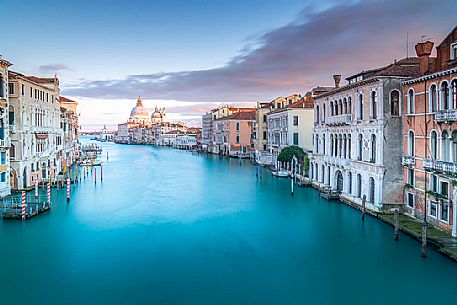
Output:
[415,41,434,75]
[333,75,341,88]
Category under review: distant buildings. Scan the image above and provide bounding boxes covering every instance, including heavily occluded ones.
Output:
[115,97,200,148]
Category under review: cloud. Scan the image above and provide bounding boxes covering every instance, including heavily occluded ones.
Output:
[63,0,457,104]
[39,63,72,73]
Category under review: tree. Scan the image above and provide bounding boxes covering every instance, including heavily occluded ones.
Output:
[277,145,305,163]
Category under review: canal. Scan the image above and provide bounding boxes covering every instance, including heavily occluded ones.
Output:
[1,140,456,305]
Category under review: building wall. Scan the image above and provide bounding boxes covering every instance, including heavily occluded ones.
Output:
[0,61,11,197]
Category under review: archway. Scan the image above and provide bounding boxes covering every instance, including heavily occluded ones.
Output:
[22,167,27,189]
[335,170,343,192]
[10,168,18,190]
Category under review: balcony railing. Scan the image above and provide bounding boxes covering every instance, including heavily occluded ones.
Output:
[324,114,352,126]
[423,158,457,174]
[402,155,415,166]
[435,109,457,123]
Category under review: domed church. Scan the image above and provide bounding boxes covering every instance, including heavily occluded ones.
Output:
[151,106,166,123]
[129,96,150,124]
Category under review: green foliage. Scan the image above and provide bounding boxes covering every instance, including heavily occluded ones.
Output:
[277,146,305,163]
[303,154,310,173]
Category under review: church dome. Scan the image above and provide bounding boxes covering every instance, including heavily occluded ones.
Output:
[129,97,150,123]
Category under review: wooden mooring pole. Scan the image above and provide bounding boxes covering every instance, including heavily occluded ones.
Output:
[421,222,427,257]
[394,208,399,241]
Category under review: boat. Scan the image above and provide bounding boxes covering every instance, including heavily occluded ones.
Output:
[272,170,289,178]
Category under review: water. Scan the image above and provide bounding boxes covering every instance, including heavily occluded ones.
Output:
[1,140,456,305]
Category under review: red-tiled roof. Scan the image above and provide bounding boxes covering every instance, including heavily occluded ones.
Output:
[267,97,314,114]
[9,70,58,85]
[218,110,256,121]
[60,96,77,104]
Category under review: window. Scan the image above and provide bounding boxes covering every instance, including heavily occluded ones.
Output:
[0,152,5,165]
[262,131,267,140]
[9,144,15,159]
[430,174,438,192]
[348,97,352,114]
[452,79,457,109]
[357,174,362,198]
[440,203,449,222]
[8,83,14,95]
[293,116,299,126]
[357,134,363,161]
[236,122,240,131]
[236,135,240,144]
[390,90,400,115]
[408,131,415,156]
[315,105,320,124]
[348,135,352,159]
[370,134,376,163]
[441,131,450,161]
[0,172,5,183]
[0,74,4,98]
[358,94,363,120]
[330,102,334,116]
[408,89,414,113]
[430,201,437,217]
[451,43,457,60]
[21,84,24,96]
[407,193,414,208]
[429,84,438,112]
[369,177,375,203]
[441,81,449,110]
[440,181,449,198]
[263,114,267,122]
[430,131,438,160]
[293,133,299,145]
[408,168,414,186]
[348,172,352,194]
[371,91,377,119]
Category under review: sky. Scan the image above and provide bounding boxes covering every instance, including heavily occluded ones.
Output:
[1,0,457,130]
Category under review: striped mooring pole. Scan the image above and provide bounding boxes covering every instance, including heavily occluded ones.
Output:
[35,180,38,198]
[47,183,51,206]
[21,191,26,220]
[66,178,70,202]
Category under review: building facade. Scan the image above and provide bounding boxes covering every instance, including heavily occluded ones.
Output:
[402,27,457,236]
[310,58,420,212]
[8,71,64,189]
[0,57,12,197]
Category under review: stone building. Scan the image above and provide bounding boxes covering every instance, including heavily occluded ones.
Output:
[60,97,79,170]
[8,71,64,189]
[266,95,314,156]
[213,111,256,157]
[401,26,457,236]
[0,56,12,197]
[309,58,420,212]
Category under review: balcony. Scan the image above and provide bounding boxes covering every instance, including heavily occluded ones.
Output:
[435,109,457,123]
[423,158,457,174]
[324,114,352,126]
[402,155,415,166]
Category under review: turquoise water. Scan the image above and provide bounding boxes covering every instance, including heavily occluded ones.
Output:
[1,140,456,305]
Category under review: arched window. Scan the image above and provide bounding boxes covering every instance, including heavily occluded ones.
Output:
[371,91,377,119]
[8,105,14,126]
[408,89,414,114]
[348,134,352,159]
[348,172,352,194]
[322,134,326,155]
[315,134,319,154]
[441,81,449,110]
[441,131,450,161]
[321,164,325,183]
[390,90,400,115]
[330,101,334,116]
[327,165,330,185]
[339,134,343,158]
[10,143,15,159]
[357,174,362,198]
[358,94,363,120]
[369,177,375,203]
[323,103,326,119]
[315,105,320,124]
[330,134,334,156]
[339,99,343,115]
[358,134,363,161]
[370,134,376,163]
[452,79,457,109]
[430,131,438,160]
[343,134,347,158]
[429,84,438,112]
[343,98,347,114]
[335,100,339,115]
[408,131,415,156]
[452,131,457,163]
[348,97,352,114]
